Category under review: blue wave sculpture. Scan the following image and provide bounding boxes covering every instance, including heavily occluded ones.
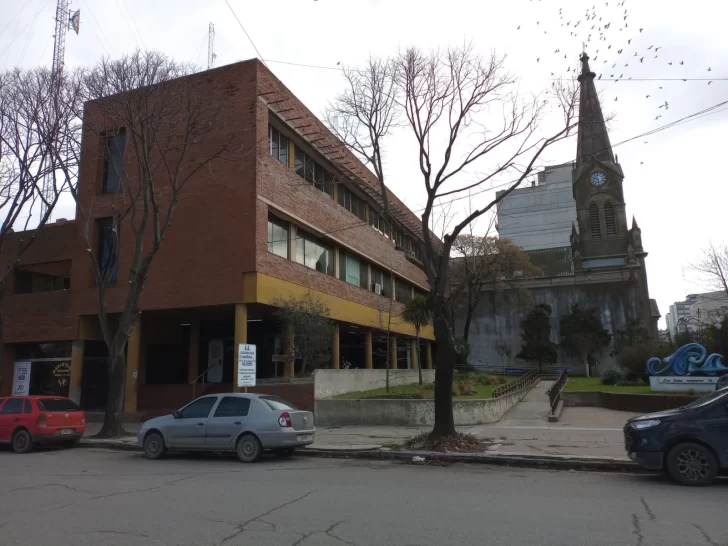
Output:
[647,343,728,376]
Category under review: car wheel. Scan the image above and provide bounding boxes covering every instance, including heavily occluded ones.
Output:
[666,442,718,486]
[12,429,33,454]
[143,432,166,460]
[236,434,262,463]
[274,448,295,458]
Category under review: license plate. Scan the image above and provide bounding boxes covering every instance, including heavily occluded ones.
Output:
[60,429,73,435]
[297,434,313,442]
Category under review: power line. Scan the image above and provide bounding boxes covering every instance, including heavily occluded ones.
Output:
[0,1,31,41]
[79,0,116,56]
[224,0,266,66]
[0,0,51,61]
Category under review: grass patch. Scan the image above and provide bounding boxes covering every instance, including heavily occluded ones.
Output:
[332,381,505,400]
[564,376,688,395]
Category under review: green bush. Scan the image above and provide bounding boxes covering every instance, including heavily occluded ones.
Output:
[617,341,670,383]
[601,370,622,386]
[422,382,435,391]
[475,375,491,386]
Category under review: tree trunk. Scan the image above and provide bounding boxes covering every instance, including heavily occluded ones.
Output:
[95,347,128,438]
[462,307,473,343]
[583,353,590,379]
[385,331,391,393]
[416,330,422,385]
[430,309,457,439]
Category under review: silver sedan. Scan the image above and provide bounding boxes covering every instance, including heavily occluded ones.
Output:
[137,393,315,462]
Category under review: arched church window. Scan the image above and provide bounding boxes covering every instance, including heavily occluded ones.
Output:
[604,201,616,236]
[589,203,601,239]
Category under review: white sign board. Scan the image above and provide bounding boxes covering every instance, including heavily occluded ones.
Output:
[650,376,717,393]
[207,340,224,383]
[237,344,256,387]
[12,361,32,395]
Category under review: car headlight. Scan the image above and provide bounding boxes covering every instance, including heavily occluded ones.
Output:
[631,419,661,430]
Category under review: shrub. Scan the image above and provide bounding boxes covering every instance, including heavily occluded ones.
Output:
[475,375,491,386]
[452,380,476,396]
[601,370,622,386]
[617,341,670,383]
[486,374,509,385]
[422,382,435,391]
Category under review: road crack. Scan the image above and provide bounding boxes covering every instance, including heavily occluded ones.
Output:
[90,474,197,500]
[689,523,719,546]
[217,489,316,545]
[324,520,357,546]
[10,483,98,495]
[631,514,644,546]
[639,497,656,521]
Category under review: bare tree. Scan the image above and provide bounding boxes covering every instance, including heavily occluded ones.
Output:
[73,51,233,437]
[0,67,82,338]
[694,243,728,297]
[329,44,578,438]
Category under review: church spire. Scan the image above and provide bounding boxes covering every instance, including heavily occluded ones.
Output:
[576,52,615,167]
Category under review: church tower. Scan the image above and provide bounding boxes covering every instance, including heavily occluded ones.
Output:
[570,52,642,269]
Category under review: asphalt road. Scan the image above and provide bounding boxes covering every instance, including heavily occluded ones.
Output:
[0,447,726,546]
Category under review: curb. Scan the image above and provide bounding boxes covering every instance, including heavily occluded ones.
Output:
[79,439,643,473]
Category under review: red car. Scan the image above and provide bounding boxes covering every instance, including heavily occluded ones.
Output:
[0,396,86,453]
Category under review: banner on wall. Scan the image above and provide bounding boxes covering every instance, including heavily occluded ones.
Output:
[12,361,32,395]
[207,340,224,383]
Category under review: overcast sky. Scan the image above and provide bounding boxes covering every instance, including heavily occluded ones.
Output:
[1,0,726,327]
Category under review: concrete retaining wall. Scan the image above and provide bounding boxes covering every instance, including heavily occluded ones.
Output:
[313,369,435,399]
[315,385,532,427]
[562,391,699,413]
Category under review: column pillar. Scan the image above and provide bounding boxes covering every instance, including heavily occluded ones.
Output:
[233,303,248,392]
[69,340,84,405]
[410,338,419,370]
[283,322,295,378]
[364,332,373,369]
[390,335,398,369]
[187,320,200,384]
[124,318,141,413]
[425,342,433,369]
[331,323,340,369]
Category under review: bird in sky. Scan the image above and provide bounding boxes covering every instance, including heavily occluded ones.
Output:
[708,67,712,71]
[640,57,644,63]
[708,81,713,85]
[639,28,644,32]
[614,96,618,101]
[646,95,650,98]
[680,61,684,65]
[668,62,673,66]
[648,45,653,50]
[517,25,521,29]
[536,58,540,62]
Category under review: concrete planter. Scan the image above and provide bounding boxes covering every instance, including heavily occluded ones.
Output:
[315,386,532,427]
[313,369,435,399]
[562,391,699,413]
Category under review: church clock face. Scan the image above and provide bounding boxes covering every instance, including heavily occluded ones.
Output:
[590,170,607,187]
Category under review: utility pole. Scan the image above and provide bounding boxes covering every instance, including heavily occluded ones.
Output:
[208,23,216,70]
[44,1,80,219]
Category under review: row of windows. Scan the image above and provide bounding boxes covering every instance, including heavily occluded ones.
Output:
[588,201,617,239]
[268,124,423,263]
[267,214,421,301]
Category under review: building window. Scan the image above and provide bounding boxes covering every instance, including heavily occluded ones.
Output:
[268,215,289,258]
[589,203,601,239]
[294,147,333,198]
[98,217,118,284]
[395,277,413,304]
[604,201,616,236]
[295,229,334,276]
[268,125,289,166]
[339,251,368,288]
[371,213,388,236]
[101,128,126,194]
[338,185,367,222]
[371,266,392,297]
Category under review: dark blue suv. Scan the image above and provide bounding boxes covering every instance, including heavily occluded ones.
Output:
[624,388,728,486]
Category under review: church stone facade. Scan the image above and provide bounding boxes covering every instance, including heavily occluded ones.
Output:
[457,53,659,375]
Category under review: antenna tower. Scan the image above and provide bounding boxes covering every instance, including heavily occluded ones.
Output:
[208,23,216,69]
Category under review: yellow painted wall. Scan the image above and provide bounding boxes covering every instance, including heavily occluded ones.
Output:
[243,272,435,340]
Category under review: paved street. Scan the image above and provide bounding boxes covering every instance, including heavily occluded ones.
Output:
[1,447,725,546]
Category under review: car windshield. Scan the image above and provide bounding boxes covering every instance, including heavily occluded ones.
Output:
[259,395,297,411]
[37,398,81,412]
[681,389,728,410]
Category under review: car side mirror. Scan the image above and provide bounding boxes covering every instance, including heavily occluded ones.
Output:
[173,410,181,419]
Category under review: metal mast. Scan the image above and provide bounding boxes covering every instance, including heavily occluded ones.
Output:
[44,1,80,219]
[208,23,216,69]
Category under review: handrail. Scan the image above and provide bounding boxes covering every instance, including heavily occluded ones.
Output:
[190,361,222,400]
[492,369,540,398]
[546,369,568,414]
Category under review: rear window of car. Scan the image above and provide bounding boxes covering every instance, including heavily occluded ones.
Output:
[37,399,81,412]
[259,395,297,411]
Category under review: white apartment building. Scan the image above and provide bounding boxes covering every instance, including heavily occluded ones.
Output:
[665,291,728,336]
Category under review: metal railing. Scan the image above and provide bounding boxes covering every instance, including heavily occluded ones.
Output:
[546,369,568,414]
[492,369,540,399]
[190,361,222,400]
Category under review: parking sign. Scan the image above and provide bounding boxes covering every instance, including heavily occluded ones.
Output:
[237,344,256,387]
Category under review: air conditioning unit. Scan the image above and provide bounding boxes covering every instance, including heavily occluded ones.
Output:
[373,283,383,295]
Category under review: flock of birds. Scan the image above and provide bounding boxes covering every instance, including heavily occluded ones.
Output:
[522,0,717,125]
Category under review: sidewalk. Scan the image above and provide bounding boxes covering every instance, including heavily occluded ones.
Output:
[82,406,638,462]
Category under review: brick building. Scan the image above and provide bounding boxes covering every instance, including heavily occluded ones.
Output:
[0,59,434,413]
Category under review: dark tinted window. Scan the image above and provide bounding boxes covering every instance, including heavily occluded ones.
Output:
[37,399,80,412]
[180,397,217,419]
[259,396,297,411]
[213,397,251,418]
[102,129,126,193]
[0,398,23,414]
[24,399,32,413]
